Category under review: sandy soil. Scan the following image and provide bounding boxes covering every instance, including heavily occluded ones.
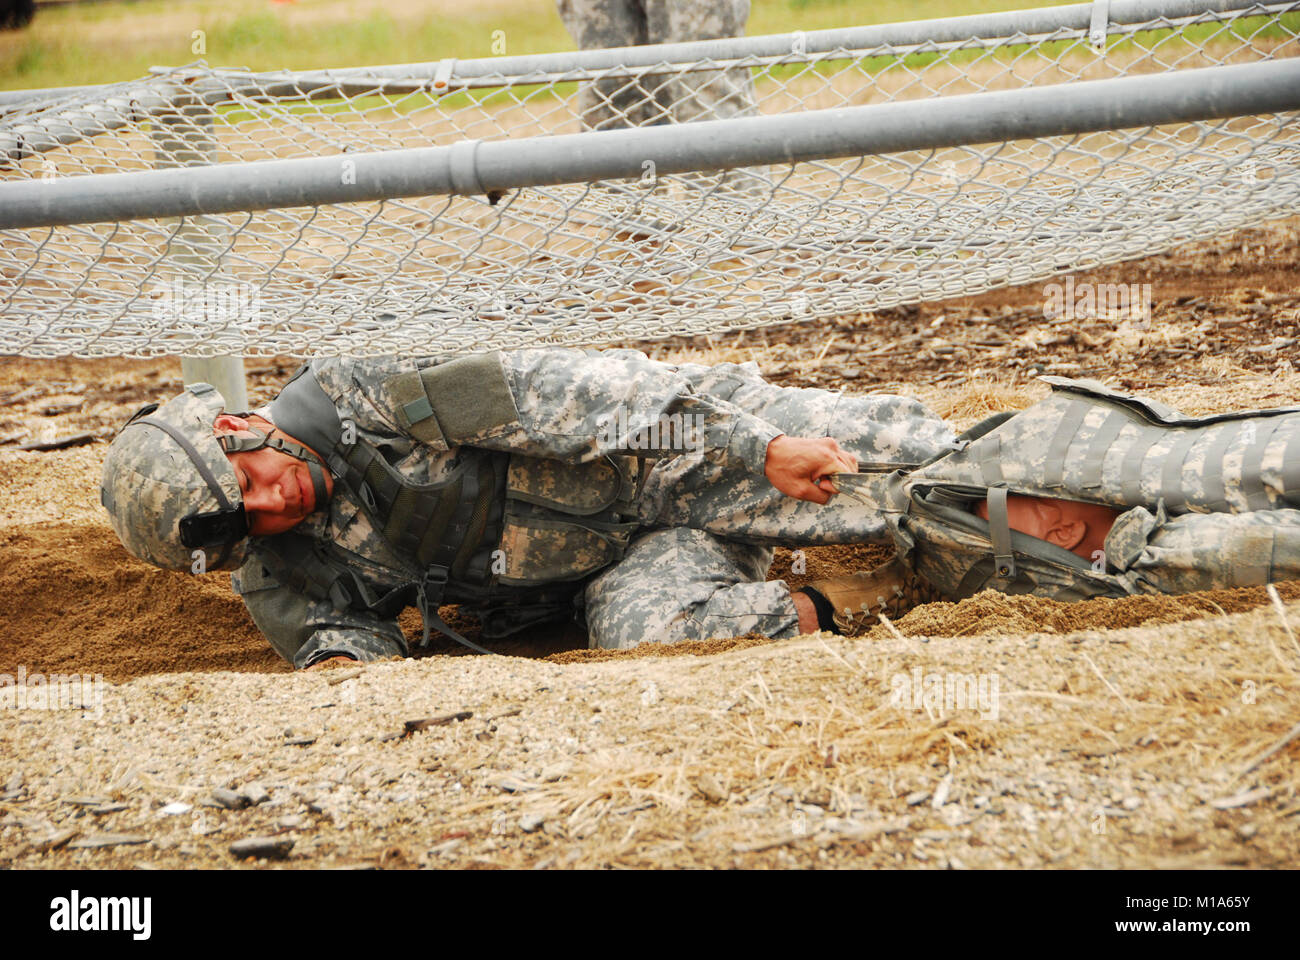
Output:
[0,216,1298,868]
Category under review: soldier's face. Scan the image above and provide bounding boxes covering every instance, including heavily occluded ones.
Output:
[213,414,323,536]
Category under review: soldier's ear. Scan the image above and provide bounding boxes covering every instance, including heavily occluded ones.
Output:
[213,413,251,435]
[1045,520,1085,551]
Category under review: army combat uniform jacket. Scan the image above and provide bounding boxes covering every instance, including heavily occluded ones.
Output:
[232,348,957,667]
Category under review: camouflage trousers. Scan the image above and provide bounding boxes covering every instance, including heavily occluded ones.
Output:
[555,0,769,196]
[584,361,958,649]
[1107,503,1300,596]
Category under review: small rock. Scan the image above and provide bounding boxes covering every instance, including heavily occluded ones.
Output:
[240,782,271,806]
[932,775,953,809]
[540,761,572,783]
[89,803,129,814]
[1237,822,1258,839]
[695,774,729,804]
[229,836,295,861]
[905,790,931,806]
[429,838,463,857]
[158,802,192,817]
[940,805,973,827]
[277,815,305,830]
[1122,796,1141,811]
[5,772,22,793]
[283,737,317,747]
[68,833,149,849]
[520,812,545,833]
[486,773,537,793]
[212,788,251,810]
[32,828,78,852]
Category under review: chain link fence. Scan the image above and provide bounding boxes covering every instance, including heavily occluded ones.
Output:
[1,0,1299,357]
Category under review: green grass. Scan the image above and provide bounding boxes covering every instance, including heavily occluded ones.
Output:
[1,0,1290,98]
[1,0,1084,92]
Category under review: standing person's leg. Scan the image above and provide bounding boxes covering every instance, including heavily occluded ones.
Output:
[643,0,770,196]
[556,0,653,130]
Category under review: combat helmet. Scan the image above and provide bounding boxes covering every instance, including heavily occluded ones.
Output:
[100,381,329,572]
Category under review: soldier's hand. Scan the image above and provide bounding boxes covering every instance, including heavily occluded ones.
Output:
[764,435,857,504]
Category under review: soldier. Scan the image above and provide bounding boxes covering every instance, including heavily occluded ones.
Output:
[100,347,956,669]
[555,0,769,195]
[833,375,1300,603]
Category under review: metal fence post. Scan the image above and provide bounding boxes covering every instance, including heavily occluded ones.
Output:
[149,88,249,412]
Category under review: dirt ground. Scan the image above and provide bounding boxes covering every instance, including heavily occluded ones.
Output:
[1,218,1298,869]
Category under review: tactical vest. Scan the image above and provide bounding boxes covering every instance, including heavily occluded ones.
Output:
[259,364,643,652]
[837,377,1300,602]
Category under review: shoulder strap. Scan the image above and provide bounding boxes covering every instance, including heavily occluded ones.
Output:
[268,364,347,473]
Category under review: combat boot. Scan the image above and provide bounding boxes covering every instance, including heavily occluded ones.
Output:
[800,557,946,637]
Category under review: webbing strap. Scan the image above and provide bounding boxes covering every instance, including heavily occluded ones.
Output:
[1199,422,1245,512]
[415,475,465,569]
[431,458,480,573]
[1282,424,1300,508]
[452,457,500,580]
[978,435,1002,486]
[1043,400,1089,488]
[986,487,1016,580]
[1120,427,1163,504]
[1079,409,1128,489]
[1242,417,1283,511]
[137,415,233,569]
[1159,430,1200,513]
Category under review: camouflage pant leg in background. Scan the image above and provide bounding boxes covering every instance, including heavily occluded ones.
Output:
[554,0,769,194]
[1107,505,1300,594]
[585,526,800,649]
[641,360,958,545]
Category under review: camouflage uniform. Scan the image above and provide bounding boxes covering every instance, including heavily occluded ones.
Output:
[555,0,769,195]
[230,348,957,665]
[835,376,1300,603]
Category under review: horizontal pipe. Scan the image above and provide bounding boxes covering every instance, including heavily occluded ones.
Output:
[2,57,1298,230]
[0,0,1272,110]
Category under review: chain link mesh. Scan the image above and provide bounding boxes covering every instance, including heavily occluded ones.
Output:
[1,2,1299,357]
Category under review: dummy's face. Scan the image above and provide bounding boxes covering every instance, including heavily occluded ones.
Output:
[974,493,1120,561]
[976,494,1084,552]
[213,414,322,536]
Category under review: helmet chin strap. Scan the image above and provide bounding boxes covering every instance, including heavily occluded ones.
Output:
[218,424,331,510]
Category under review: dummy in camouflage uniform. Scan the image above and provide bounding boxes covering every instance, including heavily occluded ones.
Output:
[833,376,1300,604]
[221,348,955,664]
[555,0,768,195]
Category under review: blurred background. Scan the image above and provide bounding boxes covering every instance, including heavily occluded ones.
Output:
[0,0,1078,91]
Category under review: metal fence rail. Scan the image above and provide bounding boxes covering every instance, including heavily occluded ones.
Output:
[1,0,1298,358]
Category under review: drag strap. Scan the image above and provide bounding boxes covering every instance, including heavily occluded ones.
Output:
[986,487,1017,580]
